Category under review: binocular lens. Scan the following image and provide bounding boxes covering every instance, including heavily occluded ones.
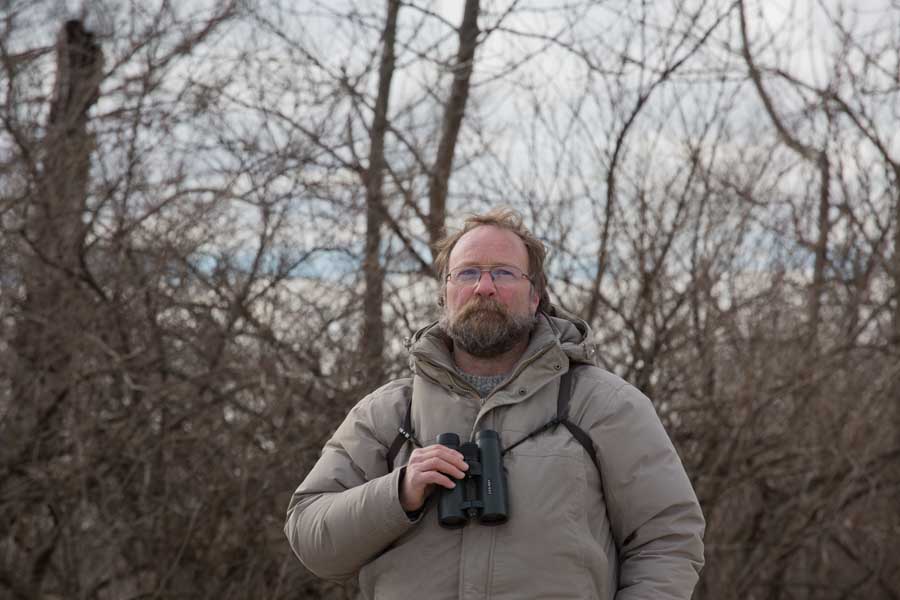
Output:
[436,430,508,528]
[436,433,467,528]
[475,430,508,524]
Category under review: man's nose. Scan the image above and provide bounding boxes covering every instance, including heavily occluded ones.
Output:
[472,271,497,295]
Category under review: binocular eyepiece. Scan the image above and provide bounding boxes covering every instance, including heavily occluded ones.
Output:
[436,430,509,528]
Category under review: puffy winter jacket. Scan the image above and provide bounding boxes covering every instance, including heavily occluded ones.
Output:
[285,310,705,599]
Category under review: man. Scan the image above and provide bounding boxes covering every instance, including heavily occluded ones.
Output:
[285,209,705,599]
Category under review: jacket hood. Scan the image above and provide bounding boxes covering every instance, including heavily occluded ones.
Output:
[407,304,599,373]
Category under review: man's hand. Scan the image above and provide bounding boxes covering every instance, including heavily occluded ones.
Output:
[400,444,468,512]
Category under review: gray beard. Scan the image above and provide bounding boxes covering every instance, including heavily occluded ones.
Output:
[439,298,538,358]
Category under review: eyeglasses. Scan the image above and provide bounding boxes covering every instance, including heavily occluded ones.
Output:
[446,265,531,286]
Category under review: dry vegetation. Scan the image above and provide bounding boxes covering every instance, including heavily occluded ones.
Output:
[1,1,898,598]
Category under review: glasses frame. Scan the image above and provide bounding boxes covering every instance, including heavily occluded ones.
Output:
[445,264,532,287]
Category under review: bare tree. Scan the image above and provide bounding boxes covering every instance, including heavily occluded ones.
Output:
[427,0,480,249]
[361,0,400,392]
[2,1,899,598]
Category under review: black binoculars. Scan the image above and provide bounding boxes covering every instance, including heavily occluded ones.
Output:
[436,430,509,528]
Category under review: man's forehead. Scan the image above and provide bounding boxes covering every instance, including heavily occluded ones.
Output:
[449,225,528,267]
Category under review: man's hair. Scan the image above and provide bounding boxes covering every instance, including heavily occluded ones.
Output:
[432,207,551,313]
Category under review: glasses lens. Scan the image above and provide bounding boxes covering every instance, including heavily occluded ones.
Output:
[449,265,526,285]
[490,266,521,282]
[453,267,483,283]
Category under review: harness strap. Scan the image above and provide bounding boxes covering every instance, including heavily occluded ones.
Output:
[387,366,601,476]
[501,416,560,456]
[556,364,575,416]
[501,367,601,473]
[386,386,421,472]
[555,367,602,474]
[386,366,617,547]
[561,419,601,473]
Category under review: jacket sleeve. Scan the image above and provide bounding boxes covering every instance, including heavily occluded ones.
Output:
[582,377,705,600]
[284,386,416,581]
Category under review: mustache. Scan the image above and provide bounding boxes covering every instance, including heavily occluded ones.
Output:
[440,296,537,358]
[457,297,508,317]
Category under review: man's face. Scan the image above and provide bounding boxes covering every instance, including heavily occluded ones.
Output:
[440,226,540,358]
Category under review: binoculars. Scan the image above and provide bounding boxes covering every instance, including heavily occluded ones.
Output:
[436,430,509,528]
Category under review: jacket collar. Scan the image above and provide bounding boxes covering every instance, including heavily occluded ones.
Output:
[408,306,598,401]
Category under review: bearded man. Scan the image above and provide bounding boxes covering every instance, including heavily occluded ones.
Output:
[285,209,705,600]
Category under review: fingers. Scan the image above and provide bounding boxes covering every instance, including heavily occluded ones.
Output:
[408,446,468,481]
[410,468,456,491]
[399,443,469,512]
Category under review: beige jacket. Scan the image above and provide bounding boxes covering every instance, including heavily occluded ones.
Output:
[285,311,704,599]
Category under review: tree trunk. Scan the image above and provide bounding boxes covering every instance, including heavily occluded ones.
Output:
[893,183,900,452]
[6,19,102,598]
[894,190,900,350]
[12,17,102,455]
[739,0,830,352]
[808,153,830,352]
[361,0,400,390]
[427,0,479,251]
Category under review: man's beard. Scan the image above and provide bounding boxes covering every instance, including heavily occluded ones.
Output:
[439,297,538,358]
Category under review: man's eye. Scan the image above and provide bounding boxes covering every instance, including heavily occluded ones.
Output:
[457,268,482,280]
[492,268,517,280]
